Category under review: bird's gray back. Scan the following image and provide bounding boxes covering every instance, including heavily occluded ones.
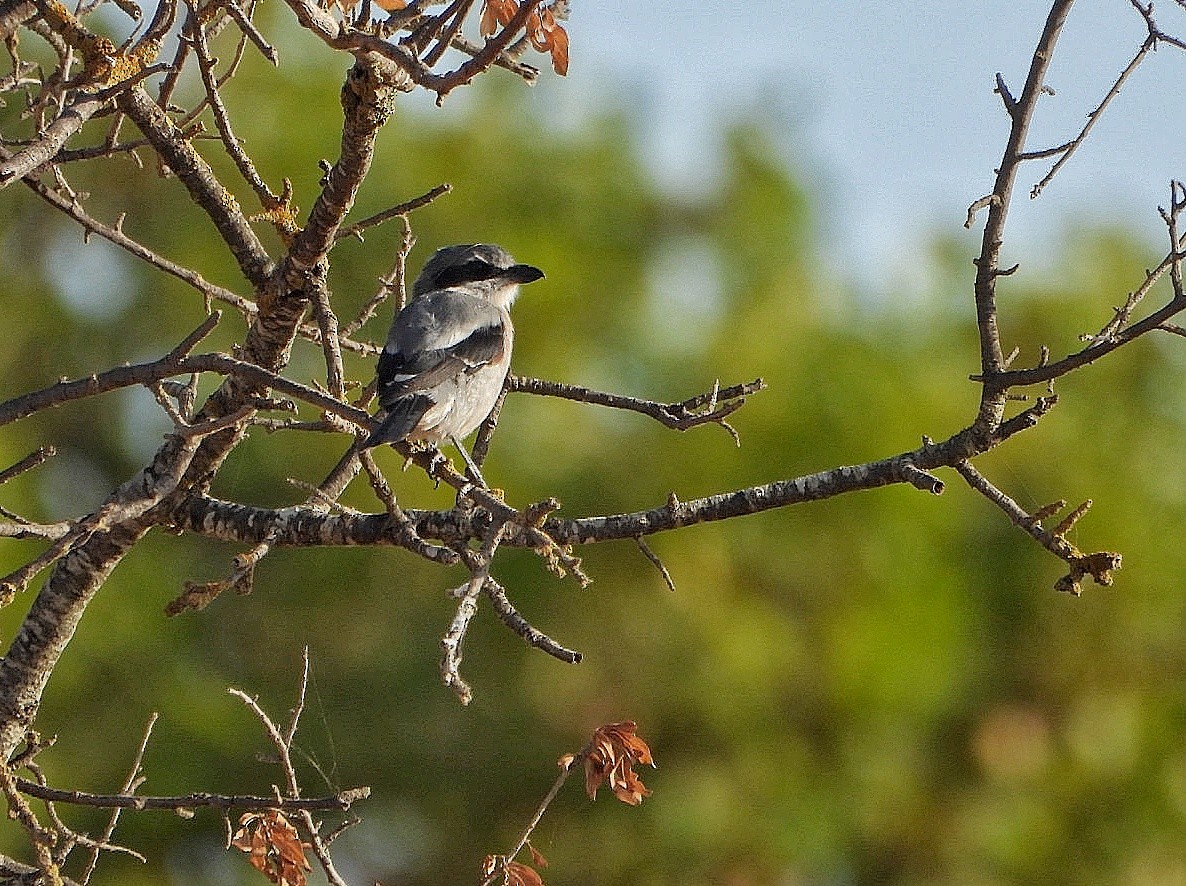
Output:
[387,289,504,357]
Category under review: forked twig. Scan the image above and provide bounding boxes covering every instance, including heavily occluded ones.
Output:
[228,650,356,886]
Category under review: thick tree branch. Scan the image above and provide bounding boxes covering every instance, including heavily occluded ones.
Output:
[0,0,35,39]
[283,56,405,276]
[168,440,962,553]
[0,53,406,764]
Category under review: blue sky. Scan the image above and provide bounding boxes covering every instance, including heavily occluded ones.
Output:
[562,2,1186,292]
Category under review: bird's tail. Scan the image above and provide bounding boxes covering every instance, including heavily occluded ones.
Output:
[362,395,432,449]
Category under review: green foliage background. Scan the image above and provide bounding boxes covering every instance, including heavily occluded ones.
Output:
[2,15,1186,885]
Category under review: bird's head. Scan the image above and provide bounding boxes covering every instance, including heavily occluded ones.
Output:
[412,243,544,309]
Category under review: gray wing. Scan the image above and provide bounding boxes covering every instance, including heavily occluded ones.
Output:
[376,290,506,408]
[363,290,508,447]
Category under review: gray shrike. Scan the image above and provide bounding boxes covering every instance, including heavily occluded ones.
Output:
[362,244,544,469]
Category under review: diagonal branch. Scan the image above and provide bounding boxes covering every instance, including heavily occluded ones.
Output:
[283,56,407,276]
[1027,27,1157,198]
[8,162,257,318]
[184,0,280,208]
[485,577,582,664]
[116,86,274,289]
[229,651,353,886]
[441,521,512,703]
[333,182,451,244]
[954,460,1120,595]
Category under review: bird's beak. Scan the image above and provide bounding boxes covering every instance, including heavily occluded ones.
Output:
[506,264,545,284]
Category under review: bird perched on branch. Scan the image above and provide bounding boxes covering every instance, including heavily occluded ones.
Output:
[362,243,544,478]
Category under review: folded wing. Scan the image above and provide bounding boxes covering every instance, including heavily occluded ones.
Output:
[364,291,507,447]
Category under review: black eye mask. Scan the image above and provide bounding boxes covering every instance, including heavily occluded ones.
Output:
[431,259,505,288]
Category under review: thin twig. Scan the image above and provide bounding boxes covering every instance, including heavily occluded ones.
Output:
[222,0,278,65]
[309,277,346,399]
[228,663,353,886]
[0,447,56,485]
[333,182,451,243]
[485,577,582,663]
[79,712,158,884]
[635,536,676,592]
[8,157,258,319]
[441,521,512,703]
[344,215,415,342]
[508,375,765,433]
[954,459,1120,595]
[421,0,475,67]
[175,12,255,130]
[185,0,279,207]
[480,753,583,886]
[1029,31,1156,198]
[359,448,459,564]
[468,384,507,473]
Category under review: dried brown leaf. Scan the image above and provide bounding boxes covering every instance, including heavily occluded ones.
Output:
[480,0,519,36]
[231,810,312,886]
[582,721,655,805]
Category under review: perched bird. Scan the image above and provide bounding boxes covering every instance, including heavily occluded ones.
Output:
[362,244,544,474]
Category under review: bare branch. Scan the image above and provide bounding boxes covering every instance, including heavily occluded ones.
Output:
[0,447,55,486]
[80,712,159,884]
[15,779,370,813]
[1029,29,1156,199]
[309,277,347,399]
[359,448,459,563]
[484,577,583,663]
[481,753,580,885]
[441,521,512,704]
[282,55,406,279]
[954,459,1120,595]
[0,349,371,432]
[222,0,278,65]
[980,247,1186,388]
[116,86,275,289]
[635,536,676,592]
[0,760,60,880]
[971,0,1073,384]
[171,436,972,553]
[280,0,540,95]
[229,662,354,886]
[8,164,258,318]
[333,182,451,243]
[0,94,105,187]
[508,375,765,433]
[184,0,280,207]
